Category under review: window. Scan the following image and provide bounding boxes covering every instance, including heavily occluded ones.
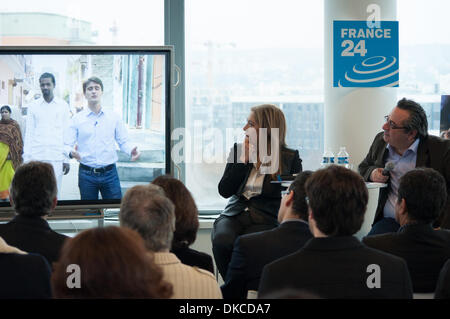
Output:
[398,0,450,136]
[185,0,324,211]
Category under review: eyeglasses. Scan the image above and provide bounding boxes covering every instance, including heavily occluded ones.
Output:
[384,115,408,130]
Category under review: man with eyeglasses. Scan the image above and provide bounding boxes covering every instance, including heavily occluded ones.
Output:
[359,98,450,235]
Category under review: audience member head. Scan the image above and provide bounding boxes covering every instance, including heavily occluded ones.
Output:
[151,175,199,250]
[278,171,313,223]
[52,226,172,299]
[120,184,175,252]
[395,168,447,226]
[9,161,57,217]
[305,165,368,237]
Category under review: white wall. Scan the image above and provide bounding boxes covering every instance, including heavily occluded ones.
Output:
[324,0,398,167]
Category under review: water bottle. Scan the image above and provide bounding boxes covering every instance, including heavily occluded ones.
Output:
[337,146,350,168]
[321,148,335,168]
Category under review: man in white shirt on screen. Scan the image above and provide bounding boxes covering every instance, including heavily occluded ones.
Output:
[23,72,71,195]
[64,76,140,200]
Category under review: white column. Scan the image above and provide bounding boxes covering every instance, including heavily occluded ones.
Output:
[324,0,397,168]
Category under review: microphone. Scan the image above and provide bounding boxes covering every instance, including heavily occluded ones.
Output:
[382,161,395,176]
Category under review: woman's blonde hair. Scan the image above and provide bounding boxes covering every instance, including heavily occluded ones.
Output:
[250,104,287,178]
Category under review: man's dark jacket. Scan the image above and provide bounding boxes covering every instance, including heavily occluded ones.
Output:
[0,252,52,298]
[258,236,413,299]
[363,223,450,293]
[221,220,312,299]
[435,259,450,299]
[358,132,450,227]
[0,215,68,267]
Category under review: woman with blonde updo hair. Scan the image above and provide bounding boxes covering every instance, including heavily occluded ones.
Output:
[212,104,302,280]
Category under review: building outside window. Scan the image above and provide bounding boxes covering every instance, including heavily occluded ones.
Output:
[185,0,324,211]
[1,0,447,213]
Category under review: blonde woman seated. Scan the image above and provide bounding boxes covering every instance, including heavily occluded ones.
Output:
[211,104,302,280]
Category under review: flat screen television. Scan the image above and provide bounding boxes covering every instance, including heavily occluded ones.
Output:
[0,46,173,217]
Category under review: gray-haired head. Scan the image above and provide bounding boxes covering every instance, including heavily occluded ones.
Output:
[119,184,175,252]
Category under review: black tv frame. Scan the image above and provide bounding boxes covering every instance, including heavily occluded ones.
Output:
[0,46,173,215]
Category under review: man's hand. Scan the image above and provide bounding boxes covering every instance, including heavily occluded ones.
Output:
[63,163,70,175]
[370,168,389,183]
[70,150,81,161]
[131,147,141,161]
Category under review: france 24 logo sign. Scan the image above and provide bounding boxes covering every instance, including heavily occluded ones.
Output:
[333,20,399,88]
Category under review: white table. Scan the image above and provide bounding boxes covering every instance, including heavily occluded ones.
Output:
[356,183,387,239]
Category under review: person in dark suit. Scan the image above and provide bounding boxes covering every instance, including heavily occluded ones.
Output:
[212,104,302,280]
[435,259,450,299]
[221,171,313,299]
[363,168,450,293]
[359,98,450,235]
[0,236,52,299]
[0,161,68,267]
[258,165,413,299]
[152,175,214,274]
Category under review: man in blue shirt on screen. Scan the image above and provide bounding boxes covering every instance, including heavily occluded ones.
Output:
[64,76,140,200]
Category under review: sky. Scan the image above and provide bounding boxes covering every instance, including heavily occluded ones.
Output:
[0,0,164,45]
[186,0,324,49]
[1,0,450,48]
[397,0,450,46]
[1,0,323,48]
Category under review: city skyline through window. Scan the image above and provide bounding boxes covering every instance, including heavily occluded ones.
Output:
[0,0,448,211]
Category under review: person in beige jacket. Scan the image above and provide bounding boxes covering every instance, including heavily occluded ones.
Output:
[120,184,222,299]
